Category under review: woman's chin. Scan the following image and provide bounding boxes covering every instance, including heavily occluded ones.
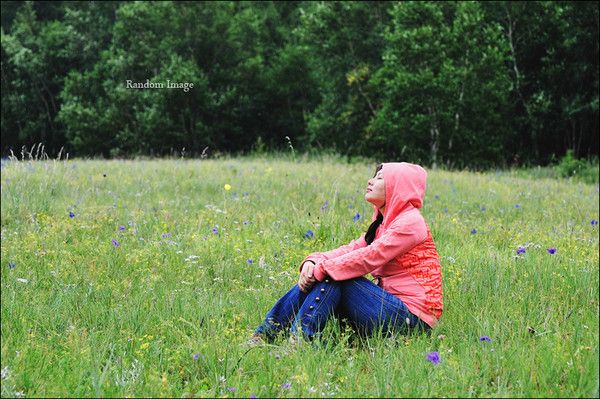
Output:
[365,196,376,206]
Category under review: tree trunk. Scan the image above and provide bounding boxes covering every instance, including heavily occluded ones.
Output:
[504,4,538,159]
[428,105,440,168]
[451,63,467,151]
[347,41,377,117]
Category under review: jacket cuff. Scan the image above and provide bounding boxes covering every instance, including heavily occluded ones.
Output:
[312,263,327,282]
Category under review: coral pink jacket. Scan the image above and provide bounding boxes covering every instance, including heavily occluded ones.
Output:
[302,163,443,328]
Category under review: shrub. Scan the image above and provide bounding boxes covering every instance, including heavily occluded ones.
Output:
[555,150,599,184]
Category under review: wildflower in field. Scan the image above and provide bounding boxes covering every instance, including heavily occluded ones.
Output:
[547,247,557,254]
[282,382,292,389]
[426,351,440,365]
[514,204,520,209]
[591,219,598,226]
[112,239,120,247]
[434,195,440,200]
[353,213,361,222]
[16,278,28,284]
[243,220,251,225]
[516,246,526,255]
[69,212,75,218]
[1,366,9,380]
[193,353,200,361]
[481,206,486,211]
[443,208,448,213]
[247,259,254,264]
[212,227,219,235]
[8,262,16,269]
[471,228,477,235]
[118,225,126,231]
[227,387,236,392]
[479,336,492,342]
[161,233,172,238]
[304,230,314,239]
[321,200,329,211]
[224,184,232,191]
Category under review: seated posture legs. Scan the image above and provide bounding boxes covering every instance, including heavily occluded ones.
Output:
[254,277,428,342]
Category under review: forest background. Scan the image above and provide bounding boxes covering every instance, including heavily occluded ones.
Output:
[1,1,598,169]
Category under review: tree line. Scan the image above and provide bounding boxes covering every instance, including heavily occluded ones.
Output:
[1,1,598,167]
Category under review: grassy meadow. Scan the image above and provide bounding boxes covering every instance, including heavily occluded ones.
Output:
[1,155,598,398]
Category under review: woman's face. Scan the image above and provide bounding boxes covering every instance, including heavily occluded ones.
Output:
[365,168,385,209]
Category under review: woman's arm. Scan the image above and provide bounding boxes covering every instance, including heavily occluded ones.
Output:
[312,212,428,281]
[299,234,368,271]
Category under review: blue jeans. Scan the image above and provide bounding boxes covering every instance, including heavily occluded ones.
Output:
[254,277,430,341]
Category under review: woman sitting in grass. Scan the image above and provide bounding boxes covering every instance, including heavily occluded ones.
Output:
[250,162,443,344]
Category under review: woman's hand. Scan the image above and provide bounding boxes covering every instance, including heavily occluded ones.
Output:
[298,261,317,293]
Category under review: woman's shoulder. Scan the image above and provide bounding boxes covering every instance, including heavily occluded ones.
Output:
[389,207,426,227]
[382,210,427,240]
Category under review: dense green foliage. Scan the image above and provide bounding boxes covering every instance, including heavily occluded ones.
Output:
[1,156,598,397]
[1,1,598,167]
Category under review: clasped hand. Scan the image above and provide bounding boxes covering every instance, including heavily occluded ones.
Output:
[298,261,317,293]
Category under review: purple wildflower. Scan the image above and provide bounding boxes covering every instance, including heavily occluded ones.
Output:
[69,212,75,218]
[479,336,492,342]
[591,220,598,226]
[304,230,314,239]
[112,239,120,247]
[426,351,440,365]
[353,213,361,222]
[514,204,520,209]
[516,246,526,255]
[8,262,16,269]
[118,226,126,231]
[227,387,236,392]
[321,201,329,211]
[443,208,448,214]
[161,233,172,238]
[281,382,292,389]
[547,247,557,254]
[471,229,477,235]
[193,353,200,361]
[481,207,486,212]
[212,227,219,235]
[247,259,254,264]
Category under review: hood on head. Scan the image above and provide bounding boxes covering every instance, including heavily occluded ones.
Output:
[371,162,427,227]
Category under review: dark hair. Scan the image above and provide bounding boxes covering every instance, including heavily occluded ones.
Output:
[364,164,383,245]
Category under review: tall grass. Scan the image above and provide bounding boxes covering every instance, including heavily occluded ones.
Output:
[1,155,598,397]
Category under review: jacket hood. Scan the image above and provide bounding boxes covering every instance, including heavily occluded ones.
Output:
[371,162,427,228]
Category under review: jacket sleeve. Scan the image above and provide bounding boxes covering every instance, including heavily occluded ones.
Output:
[299,235,367,272]
[312,214,428,281]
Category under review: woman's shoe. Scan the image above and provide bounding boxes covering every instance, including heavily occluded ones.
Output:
[245,333,266,348]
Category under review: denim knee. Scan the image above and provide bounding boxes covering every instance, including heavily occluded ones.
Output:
[292,278,341,339]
